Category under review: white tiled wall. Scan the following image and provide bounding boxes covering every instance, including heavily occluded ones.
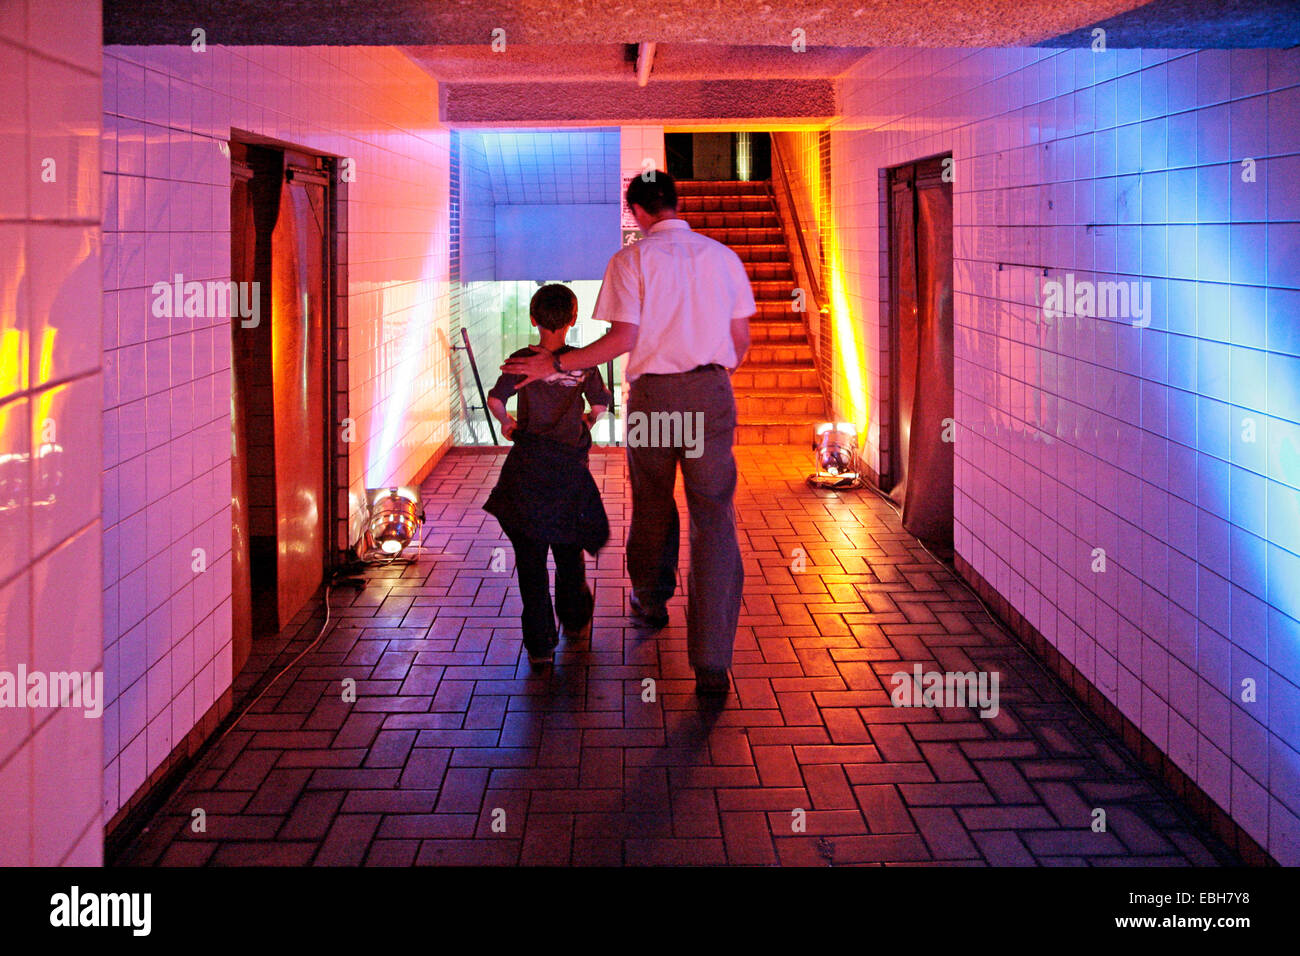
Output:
[99,44,452,819]
[459,132,495,282]
[479,128,620,204]
[0,0,105,865]
[462,128,621,280]
[825,47,1300,863]
[620,125,666,193]
[615,126,665,407]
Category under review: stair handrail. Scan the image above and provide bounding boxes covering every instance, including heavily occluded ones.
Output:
[769,135,826,314]
[451,326,499,444]
[768,134,833,419]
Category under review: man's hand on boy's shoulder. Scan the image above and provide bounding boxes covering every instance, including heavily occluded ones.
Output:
[501,345,555,388]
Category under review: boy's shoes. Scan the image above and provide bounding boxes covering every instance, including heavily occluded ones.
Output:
[629,594,669,630]
[694,667,731,697]
[559,620,591,642]
[526,644,556,667]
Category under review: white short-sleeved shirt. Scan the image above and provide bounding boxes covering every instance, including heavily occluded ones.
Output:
[592,218,757,381]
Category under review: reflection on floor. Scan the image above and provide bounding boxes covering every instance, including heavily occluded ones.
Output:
[116,446,1236,866]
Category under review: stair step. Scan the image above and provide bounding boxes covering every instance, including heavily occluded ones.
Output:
[744,342,815,364]
[749,314,805,325]
[735,386,823,398]
[749,319,809,343]
[733,243,792,263]
[676,180,769,196]
[735,391,826,417]
[755,300,812,318]
[735,417,820,446]
[750,277,796,289]
[695,227,785,245]
[750,280,801,301]
[683,211,779,229]
[731,364,821,391]
[743,262,794,282]
[734,414,816,423]
[679,194,773,213]
[754,298,800,311]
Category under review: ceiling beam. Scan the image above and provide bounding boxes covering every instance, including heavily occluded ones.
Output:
[442,78,836,126]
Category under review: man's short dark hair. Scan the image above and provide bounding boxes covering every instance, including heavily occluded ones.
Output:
[625,171,677,217]
[530,283,578,331]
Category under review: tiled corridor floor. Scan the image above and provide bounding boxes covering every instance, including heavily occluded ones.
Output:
[117,446,1237,866]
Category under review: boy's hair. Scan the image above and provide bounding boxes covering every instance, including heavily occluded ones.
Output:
[530,283,578,331]
[625,171,677,217]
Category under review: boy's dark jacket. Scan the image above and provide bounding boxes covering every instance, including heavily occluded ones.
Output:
[484,431,610,555]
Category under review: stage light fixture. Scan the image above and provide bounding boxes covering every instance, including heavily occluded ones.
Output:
[807,422,863,489]
[364,486,425,558]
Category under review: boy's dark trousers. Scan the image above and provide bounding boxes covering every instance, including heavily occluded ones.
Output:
[505,528,594,654]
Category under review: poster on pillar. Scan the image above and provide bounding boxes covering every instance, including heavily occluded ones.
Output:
[620,173,642,245]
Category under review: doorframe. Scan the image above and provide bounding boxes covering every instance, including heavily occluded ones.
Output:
[228,131,348,666]
[324,153,350,567]
[238,131,351,565]
[289,152,350,570]
[882,150,953,498]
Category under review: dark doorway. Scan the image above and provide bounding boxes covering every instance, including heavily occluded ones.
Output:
[665,131,770,180]
[886,155,954,551]
[229,141,334,676]
[665,132,693,181]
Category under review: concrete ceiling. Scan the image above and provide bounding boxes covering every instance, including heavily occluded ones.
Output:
[104,0,1298,47]
[1040,0,1300,48]
[411,43,863,125]
[103,0,1300,127]
[441,78,840,126]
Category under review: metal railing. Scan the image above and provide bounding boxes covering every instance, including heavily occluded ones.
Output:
[452,326,498,444]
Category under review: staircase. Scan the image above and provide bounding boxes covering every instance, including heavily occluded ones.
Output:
[676,180,825,444]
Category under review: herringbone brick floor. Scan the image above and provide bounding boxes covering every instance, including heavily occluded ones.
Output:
[118,446,1237,866]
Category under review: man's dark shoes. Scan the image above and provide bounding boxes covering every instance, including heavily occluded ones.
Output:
[694,667,731,697]
[629,593,669,630]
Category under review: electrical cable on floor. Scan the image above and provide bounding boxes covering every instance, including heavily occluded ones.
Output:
[212,533,433,747]
[210,532,429,750]
[211,582,334,748]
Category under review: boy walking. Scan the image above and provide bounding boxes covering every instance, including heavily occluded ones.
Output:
[484,284,612,667]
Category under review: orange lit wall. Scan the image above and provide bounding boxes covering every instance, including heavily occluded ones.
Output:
[99,44,453,821]
[0,0,105,865]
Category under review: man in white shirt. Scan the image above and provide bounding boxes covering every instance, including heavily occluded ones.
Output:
[501,170,755,697]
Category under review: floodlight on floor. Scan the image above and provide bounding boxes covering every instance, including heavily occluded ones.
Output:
[807,421,863,489]
[363,486,425,558]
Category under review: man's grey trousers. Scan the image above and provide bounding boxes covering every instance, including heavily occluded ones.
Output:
[625,365,744,672]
